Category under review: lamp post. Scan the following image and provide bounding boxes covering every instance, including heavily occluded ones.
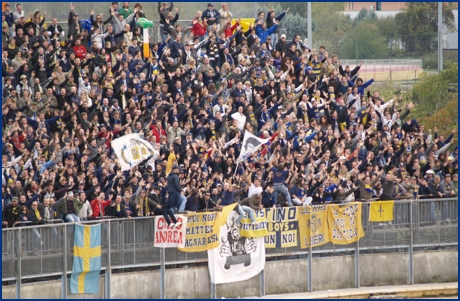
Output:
[307,2,312,49]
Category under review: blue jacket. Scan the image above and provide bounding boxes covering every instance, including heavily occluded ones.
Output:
[255,24,278,43]
[357,79,374,96]
[202,9,220,25]
[26,116,60,135]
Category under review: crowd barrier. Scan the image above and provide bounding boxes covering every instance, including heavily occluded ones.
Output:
[2,198,457,298]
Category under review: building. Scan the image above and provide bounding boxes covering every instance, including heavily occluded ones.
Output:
[343,2,458,50]
[344,2,458,12]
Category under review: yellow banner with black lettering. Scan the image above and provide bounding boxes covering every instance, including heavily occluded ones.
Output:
[255,207,299,248]
[369,201,394,222]
[178,203,238,252]
[327,203,365,244]
[298,205,330,249]
[239,215,269,238]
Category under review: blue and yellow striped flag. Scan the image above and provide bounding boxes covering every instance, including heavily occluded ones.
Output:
[369,201,394,222]
[70,224,102,294]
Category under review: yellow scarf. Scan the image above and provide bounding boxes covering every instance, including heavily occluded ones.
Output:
[138,197,150,216]
[34,209,41,220]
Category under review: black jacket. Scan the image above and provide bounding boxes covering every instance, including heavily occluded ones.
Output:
[105,202,129,218]
[167,172,181,194]
[2,204,20,227]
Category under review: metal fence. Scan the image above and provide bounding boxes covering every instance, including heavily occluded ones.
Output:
[2,198,458,298]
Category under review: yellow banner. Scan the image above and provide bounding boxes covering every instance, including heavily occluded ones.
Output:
[178,211,219,252]
[232,18,255,32]
[178,203,237,252]
[239,215,269,238]
[327,203,365,244]
[258,207,299,248]
[298,205,330,249]
[369,201,394,222]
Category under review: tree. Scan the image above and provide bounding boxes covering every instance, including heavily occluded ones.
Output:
[376,16,399,50]
[339,22,388,59]
[395,2,455,53]
[311,2,353,54]
[410,63,458,119]
[278,13,309,40]
[354,8,377,27]
[268,2,308,18]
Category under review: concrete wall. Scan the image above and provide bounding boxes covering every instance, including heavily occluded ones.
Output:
[2,276,105,299]
[360,252,409,287]
[414,251,458,284]
[312,255,355,291]
[3,251,457,299]
[265,259,308,295]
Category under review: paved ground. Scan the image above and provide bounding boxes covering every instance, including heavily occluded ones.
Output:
[243,282,458,299]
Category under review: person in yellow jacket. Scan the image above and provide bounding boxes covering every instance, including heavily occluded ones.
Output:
[308,52,327,78]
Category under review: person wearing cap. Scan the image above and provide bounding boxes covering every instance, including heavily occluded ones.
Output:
[166,165,183,213]
[275,33,288,56]
[67,5,82,39]
[202,3,220,26]
[16,74,32,96]
[56,191,84,222]
[2,197,20,228]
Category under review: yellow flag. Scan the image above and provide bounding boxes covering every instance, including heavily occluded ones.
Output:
[165,152,176,174]
[298,205,330,249]
[369,201,394,222]
[327,203,365,245]
[232,18,255,32]
[215,203,238,229]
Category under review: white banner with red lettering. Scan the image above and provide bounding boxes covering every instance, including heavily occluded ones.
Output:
[154,215,187,248]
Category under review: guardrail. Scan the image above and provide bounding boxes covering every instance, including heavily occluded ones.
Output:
[2,198,457,298]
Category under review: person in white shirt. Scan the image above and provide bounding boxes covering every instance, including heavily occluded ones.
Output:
[246,170,263,197]
[231,106,246,131]
[369,97,394,116]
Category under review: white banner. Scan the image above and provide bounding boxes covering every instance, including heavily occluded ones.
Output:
[208,211,265,284]
[111,133,156,171]
[236,130,269,164]
[154,215,187,248]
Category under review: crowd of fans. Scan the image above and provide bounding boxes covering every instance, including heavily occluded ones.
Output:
[1,2,458,232]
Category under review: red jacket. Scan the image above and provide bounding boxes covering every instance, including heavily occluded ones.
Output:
[151,125,166,143]
[91,199,112,217]
[73,45,87,60]
[224,22,239,38]
[191,19,207,37]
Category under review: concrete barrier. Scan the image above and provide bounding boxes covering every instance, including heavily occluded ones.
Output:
[414,250,458,284]
[3,251,457,299]
[360,252,409,287]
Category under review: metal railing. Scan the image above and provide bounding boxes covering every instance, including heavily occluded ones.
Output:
[2,198,457,298]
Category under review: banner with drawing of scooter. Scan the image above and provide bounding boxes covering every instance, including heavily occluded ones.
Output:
[207,211,265,284]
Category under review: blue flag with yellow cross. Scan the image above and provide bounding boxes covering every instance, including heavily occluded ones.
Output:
[70,224,102,294]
